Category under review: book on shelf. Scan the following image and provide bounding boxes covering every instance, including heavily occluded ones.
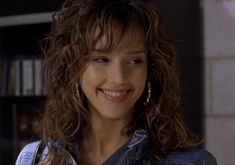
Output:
[34,59,44,96]
[10,100,44,154]
[22,59,34,96]
[8,60,21,96]
[15,107,41,150]
[0,57,47,96]
[0,60,9,96]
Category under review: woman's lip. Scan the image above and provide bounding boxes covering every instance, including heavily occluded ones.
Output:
[99,89,130,103]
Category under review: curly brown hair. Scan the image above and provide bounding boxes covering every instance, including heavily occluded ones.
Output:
[40,0,198,164]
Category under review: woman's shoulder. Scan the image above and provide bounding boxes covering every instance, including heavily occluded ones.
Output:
[162,148,217,165]
[15,140,47,165]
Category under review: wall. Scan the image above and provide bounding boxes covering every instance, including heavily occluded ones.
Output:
[202,0,235,164]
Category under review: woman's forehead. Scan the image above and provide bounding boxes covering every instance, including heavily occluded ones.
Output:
[93,24,146,51]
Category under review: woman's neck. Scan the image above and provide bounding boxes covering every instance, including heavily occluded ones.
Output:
[79,114,131,164]
[87,116,130,150]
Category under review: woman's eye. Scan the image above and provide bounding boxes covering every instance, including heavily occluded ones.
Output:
[92,57,109,63]
[128,59,143,64]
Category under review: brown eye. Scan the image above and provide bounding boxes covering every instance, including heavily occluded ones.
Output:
[128,58,143,64]
[92,57,109,63]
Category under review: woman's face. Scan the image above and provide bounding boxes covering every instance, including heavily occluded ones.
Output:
[80,27,147,121]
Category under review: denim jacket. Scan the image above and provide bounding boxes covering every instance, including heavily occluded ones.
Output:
[15,130,217,165]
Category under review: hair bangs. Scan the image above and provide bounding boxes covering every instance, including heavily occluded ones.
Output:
[84,3,148,54]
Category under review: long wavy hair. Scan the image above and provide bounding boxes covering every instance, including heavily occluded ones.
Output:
[40,0,198,164]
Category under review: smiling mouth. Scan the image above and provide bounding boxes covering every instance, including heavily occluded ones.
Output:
[100,89,129,103]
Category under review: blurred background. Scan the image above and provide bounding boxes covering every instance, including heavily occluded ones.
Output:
[0,0,234,164]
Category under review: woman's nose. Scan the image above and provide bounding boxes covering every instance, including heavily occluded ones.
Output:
[107,63,127,85]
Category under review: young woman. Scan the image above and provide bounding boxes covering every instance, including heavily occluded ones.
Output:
[16,0,217,164]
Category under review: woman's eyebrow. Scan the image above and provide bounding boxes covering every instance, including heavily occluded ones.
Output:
[92,49,111,54]
[91,50,147,56]
[127,50,147,55]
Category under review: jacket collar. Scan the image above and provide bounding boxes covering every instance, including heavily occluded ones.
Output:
[127,129,147,149]
[48,129,148,164]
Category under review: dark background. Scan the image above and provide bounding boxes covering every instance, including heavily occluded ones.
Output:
[154,0,203,137]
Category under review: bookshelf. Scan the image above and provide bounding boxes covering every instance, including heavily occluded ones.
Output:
[0,11,53,165]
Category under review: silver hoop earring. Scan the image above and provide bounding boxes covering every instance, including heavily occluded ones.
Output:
[75,83,82,104]
[144,81,151,105]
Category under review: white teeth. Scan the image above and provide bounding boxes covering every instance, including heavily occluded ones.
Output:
[103,90,126,97]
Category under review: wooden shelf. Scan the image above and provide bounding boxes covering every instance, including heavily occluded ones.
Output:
[0,96,46,103]
[0,12,54,27]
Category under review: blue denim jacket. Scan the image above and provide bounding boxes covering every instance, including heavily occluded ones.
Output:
[15,130,217,165]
